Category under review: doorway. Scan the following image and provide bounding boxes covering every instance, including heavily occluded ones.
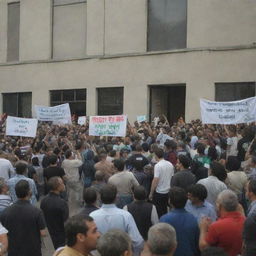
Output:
[149,84,186,125]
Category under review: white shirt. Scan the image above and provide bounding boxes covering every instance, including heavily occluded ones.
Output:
[62,159,83,182]
[154,159,174,194]
[0,222,7,235]
[0,158,15,181]
[227,136,238,157]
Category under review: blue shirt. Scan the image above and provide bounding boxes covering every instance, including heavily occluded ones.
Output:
[7,174,38,205]
[185,200,217,223]
[90,204,143,256]
[160,208,200,256]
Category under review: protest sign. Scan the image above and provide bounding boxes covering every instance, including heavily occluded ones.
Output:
[78,116,86,125]
[89,115,127,137]
[200,97,256,124]
[137,115,147,123]
[6,116,38,138]
[35,103,71,124]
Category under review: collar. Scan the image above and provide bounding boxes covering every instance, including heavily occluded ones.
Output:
[101,204,117,208]
[15,174,26,178]
[57,246,85,256]
[188,200,206,208]
[220,211,242,219]
[171,208,186,213]
[16,199,30,204]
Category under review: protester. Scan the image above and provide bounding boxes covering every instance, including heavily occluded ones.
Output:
[79,187,98,216]
[0,178,12,215]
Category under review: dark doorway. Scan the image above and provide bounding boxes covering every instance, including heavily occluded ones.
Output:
[150,85,186,125]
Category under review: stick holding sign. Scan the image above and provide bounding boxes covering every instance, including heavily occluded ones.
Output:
[6,116,38,138]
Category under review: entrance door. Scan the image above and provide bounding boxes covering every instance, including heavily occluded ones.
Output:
[150,84,186,125]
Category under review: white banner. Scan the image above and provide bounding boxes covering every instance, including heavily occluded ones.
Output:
[78,116,86,125]
[137,115,147,123]
[89,115,127,137]
[6,116,38,138]
[35,103,71,124]
[200,97,256,124]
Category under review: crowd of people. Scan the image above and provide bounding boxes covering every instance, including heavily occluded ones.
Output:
[0,117,255,256]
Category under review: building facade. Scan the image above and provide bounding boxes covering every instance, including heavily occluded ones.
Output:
[0,0,255,123]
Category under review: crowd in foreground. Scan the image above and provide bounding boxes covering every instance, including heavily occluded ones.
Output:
[0,117,255,256]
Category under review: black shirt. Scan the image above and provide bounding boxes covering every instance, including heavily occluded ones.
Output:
[40,192,69,249]
[79,205,98,216]
[1,200,46,256]
[43,166,65,181]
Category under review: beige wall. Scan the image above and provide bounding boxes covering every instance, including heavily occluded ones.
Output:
[0,49,255,121]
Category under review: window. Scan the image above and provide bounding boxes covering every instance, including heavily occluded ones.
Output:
[3,92,32,117]
[215,82,256,101]
[97,87,124,115]
[52,0,87,59]
[50,89,86,116]
[147,0,187,51]
[7,2,20,62]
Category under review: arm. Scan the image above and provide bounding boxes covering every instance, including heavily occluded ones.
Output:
[149,177,159,201]
[199,217,211,251]
[151,205,159,224]
[0,233,8,256]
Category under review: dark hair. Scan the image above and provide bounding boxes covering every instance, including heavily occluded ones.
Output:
[187,184,207,202]
[133,186,147,201]
[201,247,227,256]
[109,150,116,157]
[197,143,206,155]
[225,156,241,171]
[31,157,40,167]
[15,161,28,175]
[210,161,227,182]
[155,148,164,159]
[208,146,218,161]
[169,187,187,209]
[83,187,97,205]
[178,155,191,169]
[65,150,72,159]
[53,147,61,155]
[136,145,143,152]
[248,179,256,195]
[49,154,58,165]
[141,143,149,152]
[48,176,62,191]
[164,140,177,151]
[113,159,125,172]
[65,215,94,247]
[100,184,117,204]
[15,180,30,198]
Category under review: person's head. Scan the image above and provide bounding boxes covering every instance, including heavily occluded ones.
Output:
[100,184,117,204]
[147,223,177,256]
[113,159,125,172]
[208,146,218,161]
[31,157,40,167]
[216,189,238,215]
[135,145,143,153]
[15,180,31,199]
[187,184,207,204]
[0,177,8,194]
[99,152,107,161]
[201,247,227,256]
[65,215,100,253]
[155,148,164,160]
[210,161,227,182]
[225,156,241,171]
[177,155,190,170]
[95,170,105,182]
[169,187,187,209]
[133,186,147,201]
[97,229,132,256]
[49,154,58,165]
[197,143,206,155]
[246,179,256,201]
[48,176,65,193]
[83,187,97,205]
[228,125,237,137]
[65,149,73,159]
[109,150,117,158]
[164,140,177,151]
[141,143,149,153]
[15,161,28,175]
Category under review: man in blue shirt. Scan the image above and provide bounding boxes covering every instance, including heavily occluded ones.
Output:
[185,184,217,223]
[160,187,200,256]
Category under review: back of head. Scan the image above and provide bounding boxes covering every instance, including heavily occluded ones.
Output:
[97,229,131,256]
[217,189,238,212]
[65,215,94,247]
[164,140,177,151]
[15,180,30,199]
[100,184,117,204]
[147,223,177,256]
[225,156,241,171]
[15,161,28,175]
[83,187,97,205]
[136,145,143,152]
[31,157,40,166]
[65,150,72,159]
[95,170,105,182]
[155,148,164,159]
[141,143,149,152]
[99,152,107,161]
[113,159,125,172]
[201,247,227,256]
[178,155,191,169]
[133,185,147,201]
[197,143,206,155]
[210,161,227,182]
[48,176,61,191]
[169,187,187,209]
[49,154,58,165]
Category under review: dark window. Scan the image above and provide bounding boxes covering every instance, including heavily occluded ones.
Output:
[7,2,20,62]
[215,82,256,101]
[97,87,124,115]
[3,92,32,117]
[50,89,86,116]
[148,0,187,51]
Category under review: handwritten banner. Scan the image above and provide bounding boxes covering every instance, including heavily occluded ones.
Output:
[89,115,127,137]
[137,115,147,123]
[78,116,86,125]
[6,116,38,138]
[35,103,71,124]
[200,97,256,124]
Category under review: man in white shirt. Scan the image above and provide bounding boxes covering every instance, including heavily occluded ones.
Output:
[149,148,174,218]
[0,154,14,181]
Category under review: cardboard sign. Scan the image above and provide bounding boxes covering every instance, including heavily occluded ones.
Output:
[137,115,147,123]
[78,116,86,125]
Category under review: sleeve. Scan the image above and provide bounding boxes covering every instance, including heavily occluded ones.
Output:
[37,210,46,231]
[60,168,65,177]
[227,137,233,146]
[151,205,159,224]
[205,224,219,246]
[154,165,160,178]
[61,201,69,222]
[72,160,83,168]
